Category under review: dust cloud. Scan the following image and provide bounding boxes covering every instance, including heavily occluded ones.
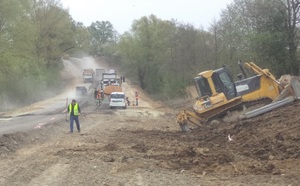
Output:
[0,56,103,112]
[61,56,104,100]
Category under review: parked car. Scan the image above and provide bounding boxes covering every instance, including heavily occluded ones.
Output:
[76,86,87,97]
[109,92,127,109]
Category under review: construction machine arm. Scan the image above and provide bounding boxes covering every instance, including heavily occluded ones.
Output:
[238,60,248,78]
[244,62,282,88]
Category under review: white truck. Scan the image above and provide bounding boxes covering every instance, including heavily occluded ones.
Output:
[101,71,117,86]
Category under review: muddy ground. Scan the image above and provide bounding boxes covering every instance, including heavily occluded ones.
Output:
[0,58,299,185]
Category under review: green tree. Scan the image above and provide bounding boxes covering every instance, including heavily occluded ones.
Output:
[88,21,117,56]
[0,0,91,109]
[279,0,300,75]
[34,0,77,68]
[215,0,289,76]
[118,15,166,92]
[0,0,42,107]
[66,21,91,57]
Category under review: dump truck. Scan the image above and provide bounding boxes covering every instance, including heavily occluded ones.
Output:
[177,61,300,132]
[102,72,117,83]
[95,68,105,82]
[82,69,94,83]
[100,69,120,89]
[103,84,122,96]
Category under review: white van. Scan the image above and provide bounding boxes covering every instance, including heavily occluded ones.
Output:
[109,92,127,109]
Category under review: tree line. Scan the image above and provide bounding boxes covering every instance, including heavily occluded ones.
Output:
[117,0,300,99]
[0,0,299,110]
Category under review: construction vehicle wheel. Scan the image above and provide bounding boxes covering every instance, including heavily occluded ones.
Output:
[179,124,190,132]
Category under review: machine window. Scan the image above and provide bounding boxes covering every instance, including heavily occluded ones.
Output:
[194,77,212,97]
[111,93,125,99]
[212,73,222,93]
[219,72,231,85]
[218,71,236,99]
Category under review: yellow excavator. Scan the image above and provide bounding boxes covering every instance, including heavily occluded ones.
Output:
[177,61,300,132]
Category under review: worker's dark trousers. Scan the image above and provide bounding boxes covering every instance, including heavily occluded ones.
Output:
[70,115,80,133]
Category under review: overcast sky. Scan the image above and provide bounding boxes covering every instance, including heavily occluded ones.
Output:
[61,0,233,34]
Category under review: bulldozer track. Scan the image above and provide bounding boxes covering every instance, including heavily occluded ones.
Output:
[205,101,242,124]
[206,98,272,124]
[181,98,272,132]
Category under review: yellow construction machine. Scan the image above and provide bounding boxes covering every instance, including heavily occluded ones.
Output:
[177,61,300,132]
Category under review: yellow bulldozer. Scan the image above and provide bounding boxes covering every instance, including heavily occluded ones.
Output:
[177,61,300,132]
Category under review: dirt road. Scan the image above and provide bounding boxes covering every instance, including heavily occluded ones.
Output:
[0,57,299,185]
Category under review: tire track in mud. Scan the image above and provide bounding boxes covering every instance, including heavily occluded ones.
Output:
[28,163,70,186]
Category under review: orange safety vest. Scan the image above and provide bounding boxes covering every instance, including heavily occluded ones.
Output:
[97,91,101,99]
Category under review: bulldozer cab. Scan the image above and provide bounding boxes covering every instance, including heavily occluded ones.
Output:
[194,67,237,101]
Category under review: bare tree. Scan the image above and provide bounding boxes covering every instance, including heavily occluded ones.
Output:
[281,0,300,75]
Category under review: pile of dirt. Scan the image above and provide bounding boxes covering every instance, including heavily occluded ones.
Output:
[141,101,300,176]
[0,121,65,158]
[97,102,299,185]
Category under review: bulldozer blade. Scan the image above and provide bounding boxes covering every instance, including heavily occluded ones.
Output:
[239,96,295,120]
[240,77,300,120]
[290,76,300,99]
[273,76,300,102]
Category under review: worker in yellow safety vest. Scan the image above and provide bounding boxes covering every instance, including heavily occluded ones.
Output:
[67,99,81,133]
